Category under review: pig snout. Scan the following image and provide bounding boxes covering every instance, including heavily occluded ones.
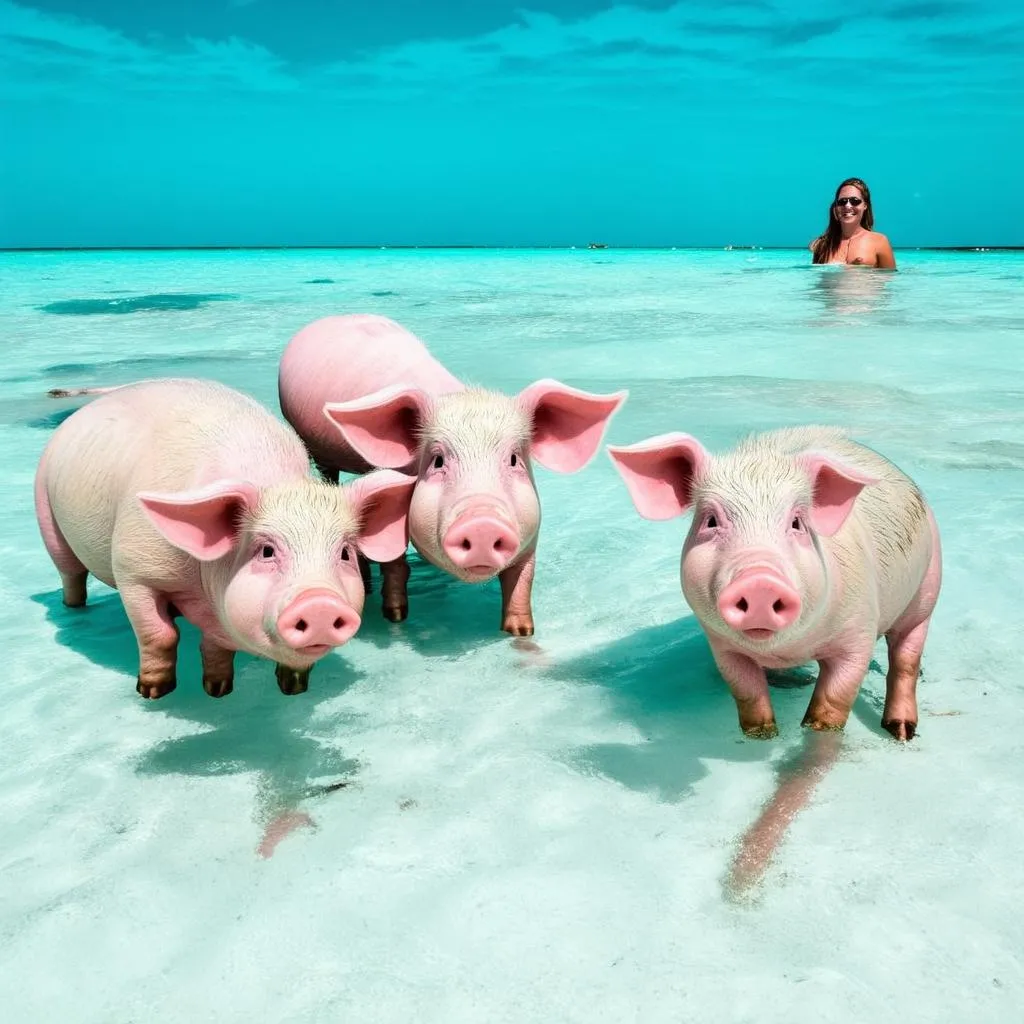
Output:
[276,589,362,652]
[718,570,801,638]
[442,511,520,574]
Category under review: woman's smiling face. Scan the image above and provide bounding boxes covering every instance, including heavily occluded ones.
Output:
[834,184,867,229]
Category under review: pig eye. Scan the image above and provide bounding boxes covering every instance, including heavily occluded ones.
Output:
[791,516,804,532]
[432,453,444,470]
[510,453,519,467]
[340,546,351,562]
[260,544,275,559]
[704,513,718,529]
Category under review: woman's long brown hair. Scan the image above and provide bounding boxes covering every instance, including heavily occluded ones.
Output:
[811,177,875,264]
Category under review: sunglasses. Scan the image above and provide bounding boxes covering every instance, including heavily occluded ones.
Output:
[834,196,864,208]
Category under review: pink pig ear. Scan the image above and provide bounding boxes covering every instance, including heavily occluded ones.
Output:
[346,469,416,564]
[322,387,430,469]
[798,451,881,536]
[606,433,708,520]
[137,480,261,561]
[517,379,628,474]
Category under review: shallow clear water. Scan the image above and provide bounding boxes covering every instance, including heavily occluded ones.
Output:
[2,248,1023,1022]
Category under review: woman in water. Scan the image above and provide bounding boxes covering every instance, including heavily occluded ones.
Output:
[810,177,896,269]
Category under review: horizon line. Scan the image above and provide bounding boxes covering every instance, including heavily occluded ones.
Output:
[3,244,1022,253]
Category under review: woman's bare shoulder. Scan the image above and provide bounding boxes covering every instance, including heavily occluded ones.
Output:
[868,230,897,269]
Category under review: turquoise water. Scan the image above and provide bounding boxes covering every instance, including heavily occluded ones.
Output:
[2,249,1023,1022]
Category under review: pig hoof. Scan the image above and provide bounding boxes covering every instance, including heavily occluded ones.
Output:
[882,718,917,742]
[276,664,310,696]
[501,616,535,637]
[742,722,779,740]
[383,603,408,623]
[203,677,233,698]
[136,677,176,699]
[801,716,845,733]
[801,702,849,732]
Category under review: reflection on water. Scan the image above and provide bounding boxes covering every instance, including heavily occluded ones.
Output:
[810,266,892,316]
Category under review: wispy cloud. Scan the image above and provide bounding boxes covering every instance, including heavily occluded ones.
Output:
[0,0,1018,106]
[0,0,295,97]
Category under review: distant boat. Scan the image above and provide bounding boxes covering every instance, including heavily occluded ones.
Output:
[587,242,608,249]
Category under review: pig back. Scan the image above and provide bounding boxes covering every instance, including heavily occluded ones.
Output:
[42,378,309,586]
[278,314,463,473]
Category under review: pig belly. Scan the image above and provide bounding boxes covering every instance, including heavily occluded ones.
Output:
[165,589,234,648]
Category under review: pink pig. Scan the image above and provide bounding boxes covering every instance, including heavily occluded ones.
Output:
[35,378,415,699]
[278,314,626,635]
[608,426,942,740]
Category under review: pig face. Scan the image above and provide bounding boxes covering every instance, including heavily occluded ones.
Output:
[323,379,626,583]
[607,433,878,651]
[137,471,414,668]
[405,391,541,582]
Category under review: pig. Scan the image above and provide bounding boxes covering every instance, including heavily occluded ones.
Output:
[35,378,415,699]
[607,426,942,741]
[278,314,627,635]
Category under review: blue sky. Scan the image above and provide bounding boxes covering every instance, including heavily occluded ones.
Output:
[1,0,1021,247]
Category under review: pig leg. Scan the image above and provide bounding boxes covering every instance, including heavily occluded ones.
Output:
[35,473,89,607]
[200,636,235,698]
[275,663,311,696]
[499,547,536,636]
[380,554,410,622]
[357,553,373,595]
[802,644,874,732]
[880,622,929,741]
[120,584,180,699]
[710,645,777,738]
[59,571,88,608]
[882,520,941,741]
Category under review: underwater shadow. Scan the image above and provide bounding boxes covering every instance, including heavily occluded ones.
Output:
[355,550,521,658]
[544,616,786,802]
[38,293,239,316]
[545,618,895,804]
[23,407,80,431]
[31,588,366,821]
[545,618,900,901]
